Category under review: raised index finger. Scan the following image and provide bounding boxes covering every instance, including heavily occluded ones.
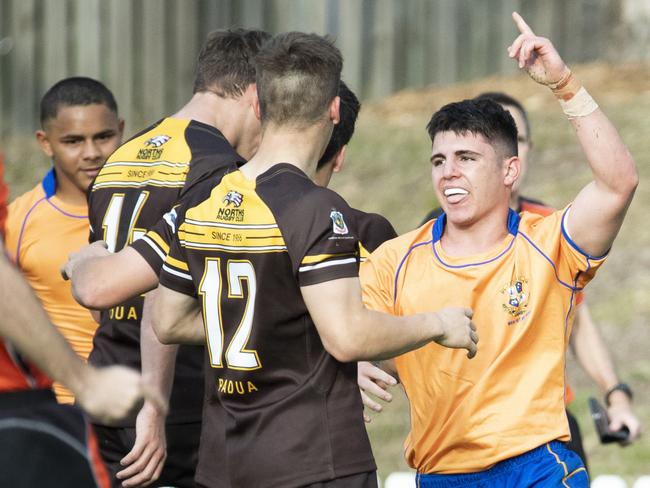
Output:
[512,12,534,36]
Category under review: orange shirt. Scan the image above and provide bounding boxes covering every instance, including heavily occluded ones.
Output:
[5,169,97,403]
[360,207,606,473]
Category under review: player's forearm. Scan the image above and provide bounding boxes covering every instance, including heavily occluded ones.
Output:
[566,106,637,201]
[141,290,176,408]
[327,307,443,362]
[71,250,158,309]
[571,306,620,393]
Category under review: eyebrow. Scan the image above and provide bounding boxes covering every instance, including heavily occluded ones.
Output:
[59,129,116,140]
[430,149,481,162]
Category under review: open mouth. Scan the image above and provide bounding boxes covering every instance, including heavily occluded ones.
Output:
[443,187,469,204]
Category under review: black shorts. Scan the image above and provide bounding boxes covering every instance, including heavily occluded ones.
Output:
[93,420,201,488]
[0,388,109,488]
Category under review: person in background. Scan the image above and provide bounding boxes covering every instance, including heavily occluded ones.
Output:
[5,77,124,404]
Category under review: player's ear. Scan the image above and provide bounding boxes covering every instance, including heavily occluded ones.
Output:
[333,145,346,174]
[503,156,521,187]
[35,129,54,158]
[251,84,261,121]
[329,96,340,125]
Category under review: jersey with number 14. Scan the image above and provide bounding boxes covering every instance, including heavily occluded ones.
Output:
[160,164,377,487]
[88,117,243,425]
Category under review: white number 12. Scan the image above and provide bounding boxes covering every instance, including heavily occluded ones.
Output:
[199,259,261,371]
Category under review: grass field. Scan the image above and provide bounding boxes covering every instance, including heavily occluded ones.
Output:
[4,62,649,481]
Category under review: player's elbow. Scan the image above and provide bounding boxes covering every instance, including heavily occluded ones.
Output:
[323,340,360,363]
[72,281,111,310]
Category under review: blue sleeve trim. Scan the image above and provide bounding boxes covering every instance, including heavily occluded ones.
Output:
[560,207,609,261]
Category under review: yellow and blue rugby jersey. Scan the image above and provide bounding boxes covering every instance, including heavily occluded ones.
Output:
[87,117,243,426]
[159,164,377,487]
[360,208,607,474]
[5,169,97,403]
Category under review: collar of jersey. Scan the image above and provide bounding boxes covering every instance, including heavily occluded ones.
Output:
[429,208,520,269]
[41,167,57,198]
[431,208,520,243]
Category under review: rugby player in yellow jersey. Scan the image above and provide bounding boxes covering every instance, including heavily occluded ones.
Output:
[62,29,270,488]
[5,77,124,403]
[360,13,637,487]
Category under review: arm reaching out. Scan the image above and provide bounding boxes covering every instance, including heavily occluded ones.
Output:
[571,305,642,443]
[508,12,638,257]
[63,242,158,310]
[0,245,165,424]
[302,277,478,363]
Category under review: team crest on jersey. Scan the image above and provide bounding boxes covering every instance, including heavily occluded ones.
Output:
[501,277,529,318]
[329,210,349,235]
[223,191,243,207]
[144,135,171,147]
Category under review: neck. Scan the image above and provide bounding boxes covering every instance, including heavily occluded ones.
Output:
[440,205,511,256]
[240,122,331,181]
[173,92,241,147]
[509,191,520,210]
[53,173,87,207]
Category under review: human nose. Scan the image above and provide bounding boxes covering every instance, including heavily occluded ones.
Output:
[81,139,102,161]
[441,159,460,178]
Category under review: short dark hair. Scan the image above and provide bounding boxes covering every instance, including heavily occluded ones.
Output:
[475,92,531,141]
[426,98,518,158]
[193,28,271,97]
[317,80,360,169]
[40,77,118,126]
[255,32,342,127]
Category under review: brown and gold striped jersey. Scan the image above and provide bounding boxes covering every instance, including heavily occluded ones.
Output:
[87,117,243,425]
[160,164,386,487]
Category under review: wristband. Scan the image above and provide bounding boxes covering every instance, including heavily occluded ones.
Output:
[550,70,599,118]
[605,382,633,407]
[558,87,599,118]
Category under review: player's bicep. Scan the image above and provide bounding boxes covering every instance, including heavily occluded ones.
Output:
[153,284,203,345]
[565,180,631,258]
[301,277,364,360]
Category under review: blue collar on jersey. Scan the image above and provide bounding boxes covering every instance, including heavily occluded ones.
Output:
[41,168,57,198]
[431,207,521,242]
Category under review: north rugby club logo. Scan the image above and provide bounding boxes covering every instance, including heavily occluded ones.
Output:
[501,277,529,318]
[329,210,348,235]
[223,191,243,207]
[144,135,171,147]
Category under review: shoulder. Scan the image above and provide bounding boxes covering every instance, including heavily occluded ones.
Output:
[350,209,398,253]
[368,222,431,268]
[7,184,45,223]
[258,164,351,216]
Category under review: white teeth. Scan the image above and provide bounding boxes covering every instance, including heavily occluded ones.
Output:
[444,188,468,197]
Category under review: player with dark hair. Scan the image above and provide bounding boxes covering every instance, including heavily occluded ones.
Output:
[5,77,124,404]
[417,91,642,470]
[62,29,270,487]
[360,13,637,486]
[153,32,477,487]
